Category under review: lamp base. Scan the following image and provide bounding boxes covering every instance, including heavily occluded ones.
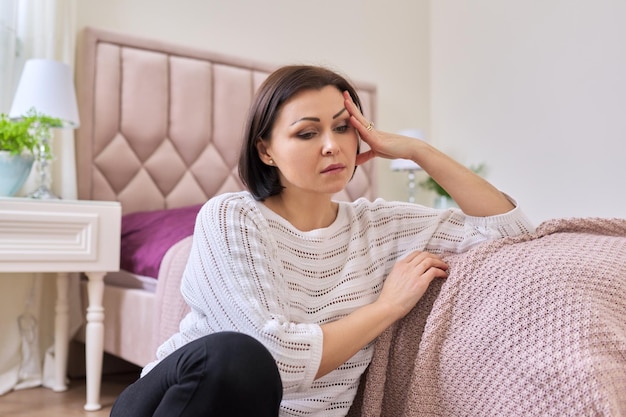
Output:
[28,185,61,200]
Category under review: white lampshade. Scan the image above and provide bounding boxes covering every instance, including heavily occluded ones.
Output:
[389,128,425,171]
[9,59,80,127]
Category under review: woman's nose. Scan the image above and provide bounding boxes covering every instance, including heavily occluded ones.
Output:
[322,132,339,155]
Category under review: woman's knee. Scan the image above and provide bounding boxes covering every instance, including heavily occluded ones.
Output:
[201,332,282,390]
[188,332,283,415]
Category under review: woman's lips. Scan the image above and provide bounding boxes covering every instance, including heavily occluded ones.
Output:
[321,164,345,174]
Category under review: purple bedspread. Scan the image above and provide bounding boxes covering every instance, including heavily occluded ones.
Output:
[120,204,203,278]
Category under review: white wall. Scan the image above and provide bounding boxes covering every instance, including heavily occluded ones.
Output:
[75,0,432,203]
[431,0,626,223]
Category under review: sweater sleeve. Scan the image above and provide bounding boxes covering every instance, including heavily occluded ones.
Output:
[146,193,323,393]
[361,195,535,259]
[425,197,535,254]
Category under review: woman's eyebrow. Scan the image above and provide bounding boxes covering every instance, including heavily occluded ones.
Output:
[332,108,347,119]
[291,116,319,125]
[290,108,347,125]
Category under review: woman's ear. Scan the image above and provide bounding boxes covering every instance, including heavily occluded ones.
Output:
[256,138,274,166]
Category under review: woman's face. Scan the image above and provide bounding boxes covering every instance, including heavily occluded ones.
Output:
[258,85,359,198]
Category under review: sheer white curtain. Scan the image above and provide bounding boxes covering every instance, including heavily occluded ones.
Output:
[0,0,80,396]
[0,0,18,113]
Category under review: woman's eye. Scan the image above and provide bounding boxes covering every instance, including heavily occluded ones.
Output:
[297,131,316,140]
[335,124,350,133]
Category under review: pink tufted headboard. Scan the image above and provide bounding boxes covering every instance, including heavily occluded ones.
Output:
[75,27,377,215]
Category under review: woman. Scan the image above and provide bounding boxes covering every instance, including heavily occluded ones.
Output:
[111,65,533,417]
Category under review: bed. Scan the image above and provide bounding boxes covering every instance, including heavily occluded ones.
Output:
[74,27,626,416]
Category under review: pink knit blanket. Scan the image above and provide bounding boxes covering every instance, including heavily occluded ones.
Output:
[349,217,626,417]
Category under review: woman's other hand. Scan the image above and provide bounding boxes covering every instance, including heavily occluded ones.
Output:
[317,249,447,378]
[377,250,449,320]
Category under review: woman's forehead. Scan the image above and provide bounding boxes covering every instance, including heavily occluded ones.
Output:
[278,86,345,123]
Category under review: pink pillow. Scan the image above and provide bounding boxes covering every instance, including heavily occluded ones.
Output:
[120,204,203,278]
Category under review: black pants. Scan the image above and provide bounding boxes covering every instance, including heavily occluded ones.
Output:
[110,331,283,417]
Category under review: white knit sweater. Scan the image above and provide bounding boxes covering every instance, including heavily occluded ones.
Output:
[143,191,534,416]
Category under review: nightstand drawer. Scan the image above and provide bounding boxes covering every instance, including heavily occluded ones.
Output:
[0,197,120,272]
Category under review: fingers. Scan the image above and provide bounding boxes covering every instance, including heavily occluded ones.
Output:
[379,250,448,320]
[343,91,373,132]
[404,249,444,264]
[404,250,449,278]
[344,90,417,165]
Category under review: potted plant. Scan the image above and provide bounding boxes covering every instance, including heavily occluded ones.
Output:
[0,110,62,196]
[420,163,485,208]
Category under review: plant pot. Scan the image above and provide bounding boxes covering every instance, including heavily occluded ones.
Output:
[0,150,34,196]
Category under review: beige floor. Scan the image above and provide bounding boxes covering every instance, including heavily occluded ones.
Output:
[0,372,137,417]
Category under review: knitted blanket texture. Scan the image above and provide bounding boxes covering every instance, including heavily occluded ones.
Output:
[349,217,626,417]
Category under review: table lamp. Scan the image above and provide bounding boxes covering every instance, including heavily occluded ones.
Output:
[390,129,425,203]
[9,59,80,199]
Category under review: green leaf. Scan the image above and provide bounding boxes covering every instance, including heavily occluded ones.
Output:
[0,109,63,157]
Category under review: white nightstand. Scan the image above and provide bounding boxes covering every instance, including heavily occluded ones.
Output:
[0,197,121,411]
